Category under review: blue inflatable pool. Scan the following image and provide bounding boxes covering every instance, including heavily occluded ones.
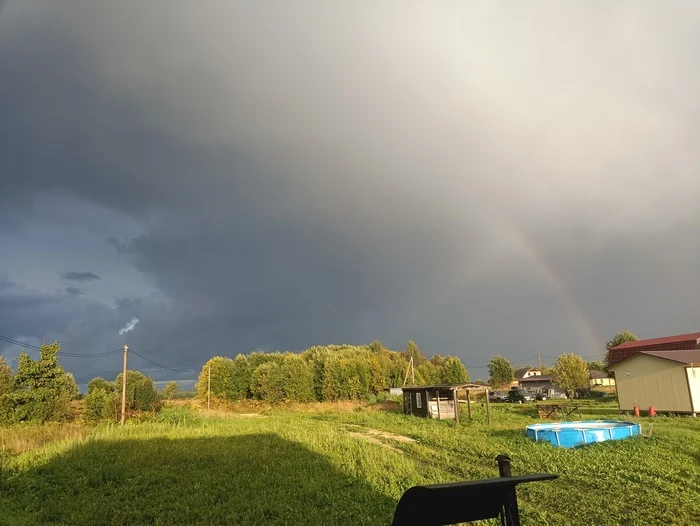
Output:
[526,420,641,448]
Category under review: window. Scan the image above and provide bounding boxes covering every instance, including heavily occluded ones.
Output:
[416,392,422,409]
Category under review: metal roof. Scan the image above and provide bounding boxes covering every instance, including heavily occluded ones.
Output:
[519,375,552,383]
[610,332,700,350]
[608,349,700,368]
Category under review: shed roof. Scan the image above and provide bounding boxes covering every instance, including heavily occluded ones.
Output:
[401,383,491,392]
[519,375,552,383]
[610,332,700,350]
[608,350,700,368]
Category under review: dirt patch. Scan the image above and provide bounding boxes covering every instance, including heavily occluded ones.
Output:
[346,425,416,447]
[347,432,401,452]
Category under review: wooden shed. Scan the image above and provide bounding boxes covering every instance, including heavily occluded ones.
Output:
[401,383,492,422]
[608,350,700,416]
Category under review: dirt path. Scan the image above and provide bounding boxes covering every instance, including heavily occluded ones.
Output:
[345,425,416,452]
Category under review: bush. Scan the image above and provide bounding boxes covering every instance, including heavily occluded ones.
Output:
[114,370,162,413]
[85,388,110,421]
[0,342,77,423]
[88,377,115,394]
[250,353,315,403]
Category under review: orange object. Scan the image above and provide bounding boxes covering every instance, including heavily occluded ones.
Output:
[633,406,640,417]
[649,406,656,417]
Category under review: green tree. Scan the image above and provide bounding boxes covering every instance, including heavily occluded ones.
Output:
[605,330,638,366]
[369,340,383,354]
[196,356,236,401]
[406,340,427,366]
[439,356,469,384]
[588,361,606,371]
[0,357,14,396]
[229,354,252,400]
[487,356,515,387]
[85,388,110,421]
[115,370,161,413]
[0,341,75,423]
[88,377,114,394]
[163,381,179,400]
[552,353,589,398]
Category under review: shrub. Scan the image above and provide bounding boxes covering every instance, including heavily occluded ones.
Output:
[250,353,315,403]
[88,377,115,394]
[163,381,178,400]
[85,388,110,421]
[114,370,162,412]
[0,342,77,423]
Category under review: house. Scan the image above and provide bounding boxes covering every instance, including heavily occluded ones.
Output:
[608,331,700,367]
[402,383,490,422]
[518,376,568,398]
[608,350,700,416]
[589,369,615,388]
[514,367,541,380]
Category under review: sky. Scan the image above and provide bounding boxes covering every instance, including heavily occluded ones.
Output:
[1,1,700,387]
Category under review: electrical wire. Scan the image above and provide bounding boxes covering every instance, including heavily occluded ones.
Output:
[129,349,192,372]
[0,334,41,351]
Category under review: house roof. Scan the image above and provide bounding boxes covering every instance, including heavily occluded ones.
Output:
[588,369,608,379]
[513,367,539,379]
[401,383,491,392]
[610,332,700,350]
[519,375,552,383]
[608,350,700,368]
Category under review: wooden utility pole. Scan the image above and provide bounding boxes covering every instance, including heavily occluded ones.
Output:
[485,388,492,425]
[402,357,415,387]
[120,344,128,425]
[207,364,211,411]
[538,354,543,372]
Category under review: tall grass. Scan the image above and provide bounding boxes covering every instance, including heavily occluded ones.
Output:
[1,402,698,525]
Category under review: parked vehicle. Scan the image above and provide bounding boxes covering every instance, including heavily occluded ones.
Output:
[488,391,508,403]
[507,388,535,403]
[535,392,548,401]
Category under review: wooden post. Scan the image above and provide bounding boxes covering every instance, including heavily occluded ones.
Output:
[453,388,459,423]
[436,389,441,420]
[486,388,492,425]
[120,344,128,425]
[467,390,472,420]
[207,364,211,411]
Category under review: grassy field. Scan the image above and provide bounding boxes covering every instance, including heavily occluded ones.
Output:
[0,401,698,525]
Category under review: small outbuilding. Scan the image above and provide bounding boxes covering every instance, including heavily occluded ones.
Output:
[608,350,700,416]
[401,383,492,423]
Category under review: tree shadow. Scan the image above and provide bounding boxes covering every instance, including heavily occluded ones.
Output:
[3,434,397,525]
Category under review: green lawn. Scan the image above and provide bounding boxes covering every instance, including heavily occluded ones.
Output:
[0,402,698,525]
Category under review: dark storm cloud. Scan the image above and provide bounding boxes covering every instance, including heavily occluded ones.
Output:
[61,272,101,282]
[1,1,700,383]
[64,286,84,296]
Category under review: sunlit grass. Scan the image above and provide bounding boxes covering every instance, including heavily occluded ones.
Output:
[1,402,698,525]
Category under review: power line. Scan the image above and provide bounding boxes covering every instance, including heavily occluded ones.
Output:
[60,349,123,357]
[129,349,192,372]
[0,334,125,358]
[0,334,41,351]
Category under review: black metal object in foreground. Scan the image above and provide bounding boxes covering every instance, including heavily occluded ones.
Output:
[392,455,556,526]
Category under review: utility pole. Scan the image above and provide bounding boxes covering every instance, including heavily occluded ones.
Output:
[207,364,211,411]
[120,344,128,425]
[403,357,415,387]
[538,354,543,372]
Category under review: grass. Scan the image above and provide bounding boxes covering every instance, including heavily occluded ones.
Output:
[0,402,698,525]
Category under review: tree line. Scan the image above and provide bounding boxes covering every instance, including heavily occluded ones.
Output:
[485,330,637,396]
[195,340,469,404]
